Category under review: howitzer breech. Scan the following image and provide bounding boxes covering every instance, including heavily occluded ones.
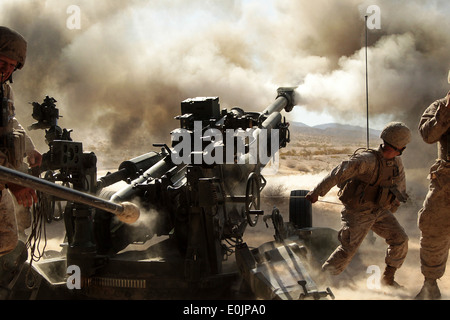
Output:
[0,165,139,224]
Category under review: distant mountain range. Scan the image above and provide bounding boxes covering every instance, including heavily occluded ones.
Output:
[289,121,382,139]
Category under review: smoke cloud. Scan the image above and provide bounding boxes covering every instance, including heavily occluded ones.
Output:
[1,0,448,169]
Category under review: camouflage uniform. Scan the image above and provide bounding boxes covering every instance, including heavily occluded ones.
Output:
[0,181,17,256]
[416,91,450,299]
[0,27,37,256]
[311,146,409,275]
[0,83,36,248]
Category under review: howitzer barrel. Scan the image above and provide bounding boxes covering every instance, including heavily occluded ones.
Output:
[261,87,296,115]
[96,151,164,190]
[251,86,295,142]
[0,165,139,224]
[245,87,295,163]
[110,155,179,203]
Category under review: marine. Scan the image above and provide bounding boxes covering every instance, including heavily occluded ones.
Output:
[0,26,42,293]
[306,122,411,287]
[415,70,450,300]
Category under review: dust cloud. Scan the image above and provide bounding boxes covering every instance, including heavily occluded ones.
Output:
[287,0,450,171]
[0,0,448,169]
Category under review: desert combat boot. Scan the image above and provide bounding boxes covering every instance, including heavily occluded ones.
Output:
[415,278,441,300]
[380,265,402,288]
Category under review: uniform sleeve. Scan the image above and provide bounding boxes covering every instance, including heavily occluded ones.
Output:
[13,118,36,154]
[395,156,406,195]
[312,154,375,197]
[418,98,450,144]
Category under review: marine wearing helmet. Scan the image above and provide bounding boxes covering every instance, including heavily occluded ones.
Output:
[0,26,27,83]
[415,67,450,300]
[380,121,411,155]
[0,27,41,260]
[305,121,411,288]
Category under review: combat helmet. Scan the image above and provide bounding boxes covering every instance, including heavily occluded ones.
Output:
[380,121,411,150]
[0,26,27,69]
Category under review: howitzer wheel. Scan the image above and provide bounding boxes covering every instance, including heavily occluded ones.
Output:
[245,172,261,227]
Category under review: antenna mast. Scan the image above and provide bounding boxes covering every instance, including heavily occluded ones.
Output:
[365,15,369,149]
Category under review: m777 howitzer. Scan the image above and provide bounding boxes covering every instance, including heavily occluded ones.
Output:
[3,87,338,300]
[95,87,296,255]
[91,87,297,284]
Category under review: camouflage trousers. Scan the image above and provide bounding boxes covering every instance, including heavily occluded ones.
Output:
[322,206,409,275]
[0,190,18,256]
[418,161,450,280]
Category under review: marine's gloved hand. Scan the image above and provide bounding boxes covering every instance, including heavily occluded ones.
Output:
[390,199,401,213]
[444,91,450,108]
[305,190,319,203]
[27,149,42,168]
[7,183,37,207]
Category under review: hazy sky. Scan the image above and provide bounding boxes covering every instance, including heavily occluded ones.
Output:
[1,0,449,166]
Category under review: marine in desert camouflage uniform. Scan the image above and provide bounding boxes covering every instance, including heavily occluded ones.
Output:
[306,122,411,287]
[0,26,41,257]
[415,70,450,300]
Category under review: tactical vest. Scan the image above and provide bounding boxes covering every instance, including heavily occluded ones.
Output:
[338,149,402,209]
[0,83,26,169]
